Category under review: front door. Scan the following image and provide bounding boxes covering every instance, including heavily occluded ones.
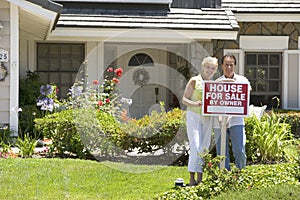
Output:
[116,47,168,119]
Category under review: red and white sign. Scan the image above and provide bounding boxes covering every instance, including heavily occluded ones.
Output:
[202,81,250,116]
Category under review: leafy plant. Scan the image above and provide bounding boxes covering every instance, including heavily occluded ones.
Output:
[15,133,38,158]
[250,111,295,162]
[19,71,43,106]
[158,158,299,200]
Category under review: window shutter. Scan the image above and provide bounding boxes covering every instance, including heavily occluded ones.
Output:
[283,50,300,109]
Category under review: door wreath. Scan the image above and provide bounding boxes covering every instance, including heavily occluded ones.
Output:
[0,63,8,81]
[132,68,150,86]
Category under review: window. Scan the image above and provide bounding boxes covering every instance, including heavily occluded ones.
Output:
[128,53,154,66]
[37,43,85,99]
[245,52,281,108]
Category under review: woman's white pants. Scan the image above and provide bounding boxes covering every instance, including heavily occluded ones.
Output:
[186,111,213,173]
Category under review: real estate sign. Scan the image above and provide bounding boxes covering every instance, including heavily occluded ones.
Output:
[202,81,250,116]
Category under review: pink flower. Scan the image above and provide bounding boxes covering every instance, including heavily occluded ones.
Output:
[107,67,113,72]
[105,98,110,103]
[208,162,212,168]
[93,80,99,85]
[114,68,123,77]
[98,101,103,106]
[112,78,120,83]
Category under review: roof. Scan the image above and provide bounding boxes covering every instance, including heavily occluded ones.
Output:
[56,8,239,31]
[222,0,300,13]
[26,0,63,13]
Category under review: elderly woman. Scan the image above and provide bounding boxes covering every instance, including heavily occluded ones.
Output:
[182,56,218,186]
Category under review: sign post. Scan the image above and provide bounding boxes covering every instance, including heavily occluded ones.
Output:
[202,81,250,168]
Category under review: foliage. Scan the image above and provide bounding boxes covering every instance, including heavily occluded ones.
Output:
[212,183,300,200]
[0,125,11,144]
[277,112,300,139]
[18,104,43,138]
[15,133,38,158]
[69,66,123,115]
[117,107,186,154]
[19,71,44,134]
[34,106,186,159]
[34,109,89,159]
[19,71,43,106]
[245,111,298,163]
[158,154,299,200]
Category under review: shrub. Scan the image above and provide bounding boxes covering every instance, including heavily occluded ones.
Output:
[118,107,186,154]
[158,160,299,200]
[278,112,300,139]
[34,107,186,160]
[245,111,298,163]
[19,71,44,135]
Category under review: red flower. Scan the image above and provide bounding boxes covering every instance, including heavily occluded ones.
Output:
[98,101,103,106]
[107,67,113,72]
[114,68,123,77]
[56,88,59,94]
[208,162,212,168]
[112,77,120,83]
[93,80,99,85]
[105,98,110,103]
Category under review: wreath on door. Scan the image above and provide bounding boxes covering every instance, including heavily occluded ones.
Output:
[132,68,150,86]
[0,63,8,81]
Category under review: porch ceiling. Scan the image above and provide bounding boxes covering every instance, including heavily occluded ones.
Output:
[19,8,52,40]
[14,0,62,40]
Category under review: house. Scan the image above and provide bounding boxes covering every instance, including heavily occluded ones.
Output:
[1,0,300,135]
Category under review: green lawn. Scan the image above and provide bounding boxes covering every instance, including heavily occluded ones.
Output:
[0,158,299,200]
[0,158,188,200]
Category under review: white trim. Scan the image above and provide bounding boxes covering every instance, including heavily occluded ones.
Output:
[56,0,172,4]
[49,28,238,42]
[283,50,300,110]
[236,13,300,22]
[240,36,289,50]
[9,3,19,136]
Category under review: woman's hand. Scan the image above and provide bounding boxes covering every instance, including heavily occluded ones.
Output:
[195,101,202,107]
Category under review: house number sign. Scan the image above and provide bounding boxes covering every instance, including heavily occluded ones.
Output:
[0,49,8,62]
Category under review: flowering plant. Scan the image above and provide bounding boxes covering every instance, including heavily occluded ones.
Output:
[36,84,59,112]
[69,66,123,115]
[94,67,123,111]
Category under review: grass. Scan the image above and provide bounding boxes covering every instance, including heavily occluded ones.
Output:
[0,158,299,200]
[0,158,188,200]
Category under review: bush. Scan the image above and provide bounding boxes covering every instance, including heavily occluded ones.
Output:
[278,112,300,139]
[213,183,300,200]
[158,162,299,200]
[34,109,88,158]
[19,71,44,136]
[119,108,186,154]
[245,111,299,164]
[34,107,186,160]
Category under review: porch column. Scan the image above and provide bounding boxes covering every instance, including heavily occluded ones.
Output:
[9,3,19,137]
